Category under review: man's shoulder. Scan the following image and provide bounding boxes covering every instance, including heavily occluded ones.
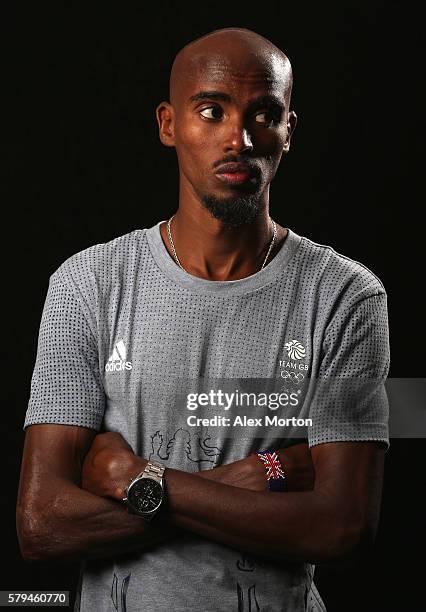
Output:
[296,231,387,303]
[51,228,148,288]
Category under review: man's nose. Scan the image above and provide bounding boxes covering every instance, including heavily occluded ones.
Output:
[223,118,253,154]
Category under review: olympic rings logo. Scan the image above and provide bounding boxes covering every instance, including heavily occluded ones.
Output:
[280,371,304,383]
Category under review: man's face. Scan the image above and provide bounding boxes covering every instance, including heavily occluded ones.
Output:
[158,51,295,226]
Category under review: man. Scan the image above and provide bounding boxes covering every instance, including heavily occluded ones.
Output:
[17,28,389,611]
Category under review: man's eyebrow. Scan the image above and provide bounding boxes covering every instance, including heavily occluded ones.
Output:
[248,95,285,112]
[189,91,232,104]
[189,91,285,111]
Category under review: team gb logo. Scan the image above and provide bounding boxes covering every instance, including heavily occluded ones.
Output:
[284,340,306,360]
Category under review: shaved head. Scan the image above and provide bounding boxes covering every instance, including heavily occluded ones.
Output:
[170,28,293,110]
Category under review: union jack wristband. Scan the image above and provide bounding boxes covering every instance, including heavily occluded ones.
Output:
[256,450,287,492]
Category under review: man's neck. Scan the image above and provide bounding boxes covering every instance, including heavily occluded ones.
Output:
[158,206,288,281]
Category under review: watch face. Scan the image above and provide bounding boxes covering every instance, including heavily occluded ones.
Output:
[128,478,163,515]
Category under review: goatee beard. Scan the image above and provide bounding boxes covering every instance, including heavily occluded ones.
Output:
[200,193,262,227]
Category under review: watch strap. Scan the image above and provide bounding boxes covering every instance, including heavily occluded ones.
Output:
[142,460,165,483]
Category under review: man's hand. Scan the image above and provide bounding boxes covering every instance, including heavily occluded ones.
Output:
[81,432,146,500]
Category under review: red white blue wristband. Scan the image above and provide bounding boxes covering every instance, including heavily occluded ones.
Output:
[256,450,287,491]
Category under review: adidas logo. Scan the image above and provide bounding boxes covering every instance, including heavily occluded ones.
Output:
[105,340,133,372]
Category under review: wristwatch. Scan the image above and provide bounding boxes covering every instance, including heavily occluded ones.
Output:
[122,460,166,521]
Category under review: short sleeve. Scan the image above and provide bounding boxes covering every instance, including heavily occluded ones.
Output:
[308,291,390,449]
[23,272,105,431]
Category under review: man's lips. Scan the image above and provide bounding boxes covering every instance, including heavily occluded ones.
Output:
[216,172,252,184]
[214,162,258,185]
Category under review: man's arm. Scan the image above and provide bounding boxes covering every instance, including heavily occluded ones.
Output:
[17,424,383,565]
[84,437,385,564]
[16,426,314,563]
[166,441,385,563]
[16,424,178,563]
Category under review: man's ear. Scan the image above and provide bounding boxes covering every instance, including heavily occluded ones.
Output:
[156,101,176,147]
[283,110,297,154]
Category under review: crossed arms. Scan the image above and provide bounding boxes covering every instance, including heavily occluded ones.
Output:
[16,424,385,565]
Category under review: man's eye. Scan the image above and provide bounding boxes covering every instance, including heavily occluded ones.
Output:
[255,111,276,125]
[199,106,223,120]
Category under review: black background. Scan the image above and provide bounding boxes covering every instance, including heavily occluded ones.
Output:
[4,2,425,610]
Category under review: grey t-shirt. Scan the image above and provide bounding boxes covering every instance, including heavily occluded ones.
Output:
[24,221,390,612]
